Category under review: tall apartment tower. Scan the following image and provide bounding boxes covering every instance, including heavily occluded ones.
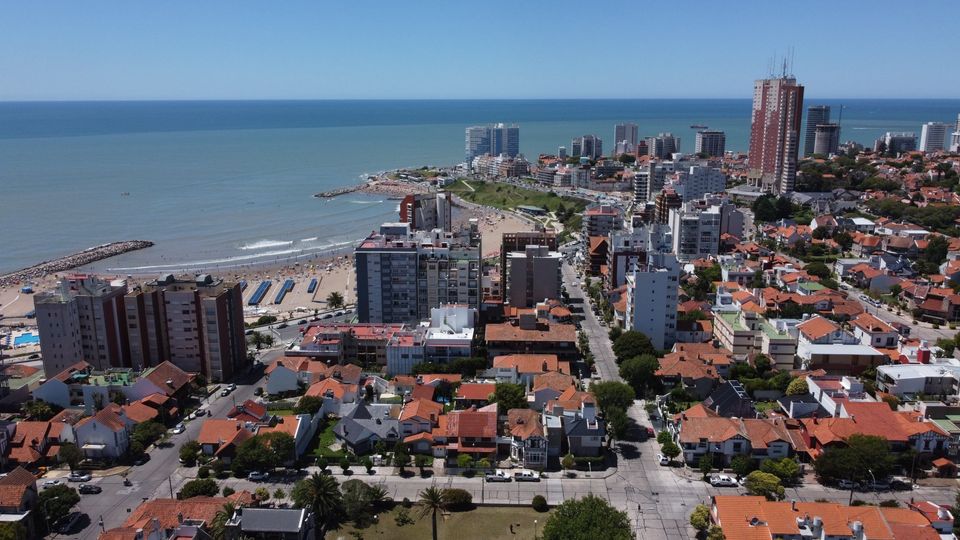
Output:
[803,105,830,156]
[399,192,452,232]
[647,133,680,159]
[920,122,951,153]
[35,275,131,376]
[499,230,558,285]
[465,124,520,163]
[749,75,804,194]
[813,124,841,156]
[626,251,679,350]
[951,114,960,152]
[614,123,639,152]
[571,135,603,160]
[355,223,481,324]
[505,245,562,308]
[124,275,247,381]
[694,130,726,157]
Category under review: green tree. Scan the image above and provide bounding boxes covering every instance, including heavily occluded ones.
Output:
[0,523,27,540]
[804,261,832,279]
[416,486,448,540]
[813,434,895,484]
[730,455,754,478]
[661,440,681,463]
[589,381,635,416]
[260,431,296,466]
[131,420,166,450]
[619,354,660,397]
[274,488,286,501]
[415,454,430,474]
[58,442,83,471]
[617,153,636,164]
[248,331,275,350]
[181,478,219,499]
[489,382,527,414]
[706,526,726,540]
[232,436,280,475]
[744,471,785,500]
[327,291,345,310]
[340,456,352,474]
[210,502,237,540]
[179,440,201,466]
[699,454,713,478]
[605,406,629,444]
[760,458,800,484]
[255,487,271,504]
[541,494,632,540]
[786,377,809,396]
[752,195,778,222]
[561,453,575,474]
[38,485,80,526]
[657,431,672,445]
[456,453,473,470]
[23,400,59,421]
[291,472,343,531]
[613,331,656,361]
[341,479,387,525]
[394,449,411,473]
[294,395,325,415]
[690,504,711,532]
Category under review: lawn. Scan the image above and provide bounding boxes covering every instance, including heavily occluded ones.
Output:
[327,505,551,540]
[447,180,586,221]
[310,421,347,460]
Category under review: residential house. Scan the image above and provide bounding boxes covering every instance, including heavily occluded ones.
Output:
[74,406,134,459]
[109,493,255,539]
[454,383,496,409]
[675,319,713,343]
[876,364,960,399]
[713,310,797,370]
[333,402,400,455]
[265,357,363,396]
[398,398,443,438]
[0,467,40,539]
[225,507,314,540]
[506,408,548,469]
[849,313,899,348]
[197,419,256,463]
[293,323,405,366]
[484,313,578,361]
[676,415,792,466]
[258,414,316,462]
[443,404,498,465]
[796,316,885,374]
[701,381,755,418]
[489,354,569,386]
[304,378,359,416]
[227,400,273,425]
[804,374,874,418]
[655,351,722,399]
[527,372,576,411]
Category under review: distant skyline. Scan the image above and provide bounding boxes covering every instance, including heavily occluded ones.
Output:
[2,0,958,101]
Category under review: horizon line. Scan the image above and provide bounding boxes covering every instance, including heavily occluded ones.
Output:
[3,96,960,104]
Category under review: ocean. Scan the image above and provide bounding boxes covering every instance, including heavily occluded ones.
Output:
[1,99,958,274]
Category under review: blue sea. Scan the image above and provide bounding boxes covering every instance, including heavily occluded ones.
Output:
[1,99,958,274]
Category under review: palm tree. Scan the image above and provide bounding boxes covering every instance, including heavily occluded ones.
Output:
[210,502,237,540]
[416,486,447,540]
[326,291,345,310]
[301,472,342,532]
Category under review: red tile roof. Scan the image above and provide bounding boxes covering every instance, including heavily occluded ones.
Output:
[455,383,495,402]
[446,407,497,439]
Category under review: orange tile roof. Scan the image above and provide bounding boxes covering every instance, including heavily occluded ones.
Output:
[446,407,497,439]
[197,419,248,447]
[305,378,357,400]
[656,353,719,381]
[796,316,840,341]
[399,398,443,423]
[532,372,576,393]
[143,361,195,396]
[507,409,543,440]
[493,354,565,374]
[0,467,36,507]
[122,401,160,424]
[123,496,248,530]
[455,383,495,401]
[485,320,577,343]
[850,312,896,334]
[76,407,127,432]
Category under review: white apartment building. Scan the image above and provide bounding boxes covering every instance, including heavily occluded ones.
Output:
[385,305,476,375]
[951,114,960,152]
[668,203,721,262]
[876,364,960,399]
[674,165,726,202]
[920,122,951,153]
[625,251,679,350]
[633,160,674,202]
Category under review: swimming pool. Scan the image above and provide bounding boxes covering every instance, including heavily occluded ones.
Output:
[13,332,39,346]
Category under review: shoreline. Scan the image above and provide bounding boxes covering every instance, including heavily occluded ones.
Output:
[0,240,154,288]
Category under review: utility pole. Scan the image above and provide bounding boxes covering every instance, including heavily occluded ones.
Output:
[168,475,174,499]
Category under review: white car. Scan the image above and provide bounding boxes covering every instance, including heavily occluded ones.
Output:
[485,470,512,482]
[247,471,269,482]
[657,454,670,466]
[68,472,92,482]
[42,479,62,488]
[172,423,186,434]
[513,470,541,482]
[709,474,737,487]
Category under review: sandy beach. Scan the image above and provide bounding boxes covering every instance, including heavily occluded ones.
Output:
[0,203,531,326]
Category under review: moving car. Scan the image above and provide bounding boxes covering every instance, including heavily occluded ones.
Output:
[513,470,540,482]
[172,423,186,434]
[485,470,511,482]
[709,474,737,487]
[79,484,102,494]
[227,383,237,391]
[298,319,308,324]
[867,479,891,491]
[247,471,270,481]
[42,479,62,488]
[277,323,288,329]
[657,454,670,466]
[220,387,232,397]
[68,472,92,482]
[838,479,860,490]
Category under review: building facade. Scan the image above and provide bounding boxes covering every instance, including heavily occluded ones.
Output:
[614,122,639,153]
[813,123,841,156]
[920,122,950,153]
[399,192,452,232]
[694,130,726,157]
[465,124,520,163]
[571,135,603,160]
[647,133,680,159]
[803,105,830,156]
[749,75,804,194]
[505,245,562,308]
[625,251,679,350]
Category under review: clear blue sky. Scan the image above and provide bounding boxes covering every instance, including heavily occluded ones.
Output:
[2,0,957,100]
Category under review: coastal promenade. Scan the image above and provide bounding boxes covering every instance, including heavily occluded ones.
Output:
[0,240,153,287]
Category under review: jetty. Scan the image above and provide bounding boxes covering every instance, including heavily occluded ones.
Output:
[0,240,154,287]
[314,185,364,198]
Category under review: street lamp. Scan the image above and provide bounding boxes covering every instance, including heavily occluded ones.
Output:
[534,519,538,540]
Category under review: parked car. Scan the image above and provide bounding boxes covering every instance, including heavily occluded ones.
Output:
[220,387,232,397]
[657,454,670,466]
[227,383,237,391]
[277,322,288,329]
[42,479,62,488]
[709,474,738,487]
[56,512,83,534]
[247,471,270,481]
[68,472,92,482]
[79,484,102,494]
[172,423,186,434]
[513,470,540,482]
[867,479,891,491]
[838,479,861,490]
[298,319,308,324]
[193,408,206,419]
[485,470,511,482]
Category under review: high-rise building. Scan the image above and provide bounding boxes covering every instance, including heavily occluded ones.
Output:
[626,250,679,350]
[877,132,917,155]
[582,204,623,238]
[668,202,721,262]
[803,105,831,156]
[920,122,951,153]
[606,223,672,288]
[654,188,683,224]
[614,123,639,153]
[951,114,960,152]
[571,135,603,160]
[35,275,131,376]
[124,274,248,381]
[647,133,680,159]
[465,124,520,164]
[355,222,481,324]
[399,192,452,232]
[633,160,673,202]
[674,165,726,201]
[505,245,562,308]
[500,230,557,282]
[694,130,726,157]
[813,124,841,156]
[749,75,804,194]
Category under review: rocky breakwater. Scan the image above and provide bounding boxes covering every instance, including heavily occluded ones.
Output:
[0,240,154,287]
